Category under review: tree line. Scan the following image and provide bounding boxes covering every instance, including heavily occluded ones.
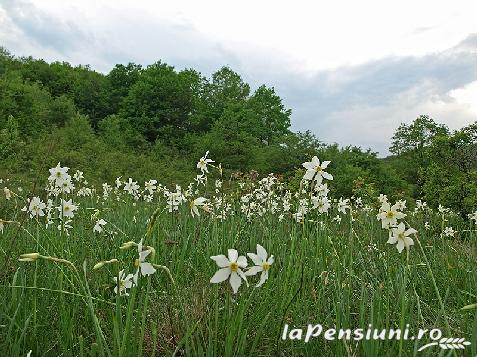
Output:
[1,48,476,214]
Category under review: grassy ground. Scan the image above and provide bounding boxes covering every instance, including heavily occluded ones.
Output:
[0,173,476,356]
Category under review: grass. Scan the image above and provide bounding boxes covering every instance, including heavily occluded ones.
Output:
[0,176,476,356]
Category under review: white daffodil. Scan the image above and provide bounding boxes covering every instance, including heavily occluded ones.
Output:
[337,198,350,214]
[387,222,416,253]
[73,170,84,182]
[57,199,78,218]
[190,197,208,217]
[210,249,248,294]
[245,244,274,287]
[124,178,139,195]
[115,177,122,189]
[302,156,333,184]
[144,179,157,194]
[48,163,71,187]
[27,197,46,218]
[468,211,477,222]
[93,219,107,233]
[312,196,330,213]
[4,187,11,200]
[133,239,156,284]
[424,222,430,230]
[378,194,388,204]
[443,226,455,237]
[113,269,134,296]
[197,151,214,173]
[376,202,406,229]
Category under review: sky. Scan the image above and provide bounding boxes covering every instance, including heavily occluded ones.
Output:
[1,0,477,155]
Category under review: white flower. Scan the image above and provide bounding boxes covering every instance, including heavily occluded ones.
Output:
[302,156,333,184]
[376,202,406,229]
[57,199,78,218]
[113,270,134,296]
[337,198,350,214]
[468,211,477,222]
[73,170,84,181]
[115,177,122,189]
[28,197,46,218]
[0,221,4,234]
[312,196,330,213]
[378,194,388,204]
[48,163,70,186]
[144,179,157,194]
[332,215,342,223]
[210,249,248,294]
[190,197,208,217]
[395,200,406,211]
[124,178,139,195]
[197,151,214,173]
[93,219,107,233]
[387,222,416,253]
[133,239,156,283]
[424,221,430,230]
[245,244,274,287]
[443,226,455,237]
[3,187,11,200]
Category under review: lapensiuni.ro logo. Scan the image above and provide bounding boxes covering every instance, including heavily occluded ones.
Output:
[281,324,471,352]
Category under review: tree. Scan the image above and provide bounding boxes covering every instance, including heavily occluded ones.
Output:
[107,63,142,113]
[120,61,194,143]
[390,115,449,156]
[247,85,291,145]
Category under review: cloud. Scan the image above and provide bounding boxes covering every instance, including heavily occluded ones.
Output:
[1,1,477,155]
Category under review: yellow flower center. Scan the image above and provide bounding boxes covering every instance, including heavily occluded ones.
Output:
[262,262,271,271]
[398,232,405,241]
[134,259,140,268]
[386,211,395,219]
[229,262,239,272]
[119,280,125,288]
[314,165,322,172]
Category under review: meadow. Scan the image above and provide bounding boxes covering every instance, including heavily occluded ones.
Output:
[0,154,476,356]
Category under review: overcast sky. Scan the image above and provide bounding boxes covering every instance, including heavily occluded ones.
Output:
[1,0,477,155]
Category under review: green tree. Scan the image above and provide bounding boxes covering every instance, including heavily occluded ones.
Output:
[247,85,291,145]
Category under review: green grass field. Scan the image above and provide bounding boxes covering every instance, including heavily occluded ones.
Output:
[1,158,476,356]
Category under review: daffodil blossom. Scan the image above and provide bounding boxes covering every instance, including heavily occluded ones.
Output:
[57,199,78,218]
[25,197,46,218]
[190,197,208,217]
[113,270,134,296]
[93,219,107,233]
[245,244,274,287]
[302,156,333,184]
[210,249,248,294]
[376,202,406,229]
[133,239,156,284]
[197,151,214,173]
[387,222,416,253]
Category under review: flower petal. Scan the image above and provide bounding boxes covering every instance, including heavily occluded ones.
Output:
[247,252,262,265]
[210,268,230,283]
[228,249,238,263]
[245,266,263,276]
[210,255,230,268]
[256,244,267,262]
[236,255,247,268]
[229,272,242,294]
[256,270,269,287]
[140,262,156,276]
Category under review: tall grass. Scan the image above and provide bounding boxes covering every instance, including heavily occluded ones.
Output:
[1,184,476,356]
